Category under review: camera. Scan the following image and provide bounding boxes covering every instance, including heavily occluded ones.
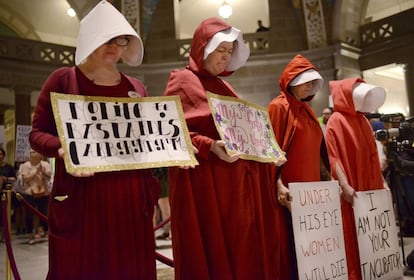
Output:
[372,113,414,143]
[375,120,414,142]
[368,113,414,173]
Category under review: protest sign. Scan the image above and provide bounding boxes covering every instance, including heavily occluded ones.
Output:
[354,189,403,280]
[51,92,198,173]
[15,125,32,162]
[290,181,348,280]
[207,92,285,163]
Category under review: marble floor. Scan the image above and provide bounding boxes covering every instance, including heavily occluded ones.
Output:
[1,230,414,279]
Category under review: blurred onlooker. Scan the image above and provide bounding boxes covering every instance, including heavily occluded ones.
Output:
[320,107,333,135]
[12,161,27,236]
[152,167,170,240]
[19,149,52,244]
[256,20,269,32]
[370,120,387,171]
[0,147,17,190]
[0,147,16,242]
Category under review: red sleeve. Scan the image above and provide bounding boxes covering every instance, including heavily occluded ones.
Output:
[29,68,73,158]
[164,69,215,160]
[268,96,291,151]
[325,118,345,180]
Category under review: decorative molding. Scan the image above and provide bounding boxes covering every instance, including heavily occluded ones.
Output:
[122,0,140,33]
[302,0,327,49]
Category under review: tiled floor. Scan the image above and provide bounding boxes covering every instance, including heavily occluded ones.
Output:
[1,231,414,279]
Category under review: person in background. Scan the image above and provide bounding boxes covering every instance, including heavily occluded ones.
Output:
[164,17,285,279]
[19,149,51,244]
[320,107,333,135]
[322,107,333,124]
[268,54,325,280]
[152,167,171,240]
[12,161,27,236]
[256,19,270,32]
[0,147,16,191]
[28,1,159,279]
[0,147,16,242]
[325,78,387,280]
[370,120,387,171]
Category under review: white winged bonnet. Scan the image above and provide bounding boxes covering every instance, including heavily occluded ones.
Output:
[75,0,144,66]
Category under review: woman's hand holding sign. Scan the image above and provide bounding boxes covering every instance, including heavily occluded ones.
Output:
[58,148,95,177]
[210,140,240,163]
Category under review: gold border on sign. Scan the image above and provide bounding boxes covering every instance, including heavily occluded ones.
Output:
[51,92,198,173]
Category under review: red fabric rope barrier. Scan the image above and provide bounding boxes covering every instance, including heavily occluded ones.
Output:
[15,193,48,223]
[155,251,174,267]
[1,193,22,280]
[153,216,171,231]
[154,216,174,266]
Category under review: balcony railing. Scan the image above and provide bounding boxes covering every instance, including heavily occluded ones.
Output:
[360,8,414,48]
[177,32,270,60]
[0,32,269,66]
[0,36,75,65]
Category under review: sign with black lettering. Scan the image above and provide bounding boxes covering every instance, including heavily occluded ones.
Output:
[290,181,348,280]
[15,125,32,162]
[207,92,285,163]
[51,92,198,173]
[353,190,403,280]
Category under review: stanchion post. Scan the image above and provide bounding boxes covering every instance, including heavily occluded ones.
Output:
[2,190,12,280]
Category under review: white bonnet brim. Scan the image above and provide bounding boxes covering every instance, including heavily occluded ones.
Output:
[75,0,144,66]
[352,82,386,113]
[203,27,250,71]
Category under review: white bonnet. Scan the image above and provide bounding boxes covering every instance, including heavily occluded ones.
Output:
[203,27,250,71]
[352,83,386,113]
[289,69,324,97]
[75,0,144,66]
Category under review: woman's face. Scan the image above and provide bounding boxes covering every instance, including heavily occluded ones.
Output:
[30,150,43,161]
[89,35,129,65]
[290,80,314,100]
[203,41,234,76]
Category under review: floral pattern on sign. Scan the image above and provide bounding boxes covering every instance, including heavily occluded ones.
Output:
[207,92,285,163]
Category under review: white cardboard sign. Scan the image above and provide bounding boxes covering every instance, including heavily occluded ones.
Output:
[290,181,348,280]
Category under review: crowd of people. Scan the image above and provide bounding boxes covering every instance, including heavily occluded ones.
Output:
[1,0,412,279]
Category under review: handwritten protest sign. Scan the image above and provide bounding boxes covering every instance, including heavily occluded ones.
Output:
[353,189,403,280]
[51,92,198,173]
[15,125,32,162]
[207,92,285,163]
[290,181,348,280]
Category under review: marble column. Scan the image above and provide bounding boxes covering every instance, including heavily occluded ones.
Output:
[14,86,32,126]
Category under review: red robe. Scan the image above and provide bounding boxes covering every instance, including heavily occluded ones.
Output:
[164,18,281,279]
[29,67,159,280]
[268,54,323,279]
[325,77,385,280]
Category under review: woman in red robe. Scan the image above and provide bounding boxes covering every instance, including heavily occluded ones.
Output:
[164,17,284,279]
[325,77,387,279]
[268,54,325,279]
[29,1,159,279]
